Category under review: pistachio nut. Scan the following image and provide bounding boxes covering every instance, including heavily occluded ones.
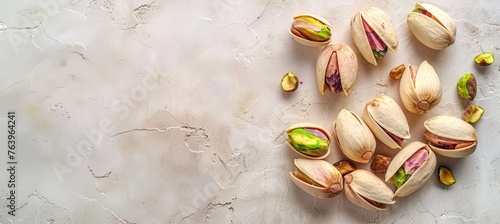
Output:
[457,73,477,101]
[333,109,376,163]
[290,158,343,199]
[474,52,494,66]
[363,95,411,149]
[407,3,456,50]
[290,14,332,47]
[423,115,478,158]
[281,72,299,92]
[438,166,456,186]
[371,154,392,174]
[350,7,398,65]
[344,170,396,210]
[463,104,484,123]
[385,141,436,197]
[316,44,358,96]
[389,64,405,80]
[399,60,442,114]
[285,123,331,159]
[333,160,357,176]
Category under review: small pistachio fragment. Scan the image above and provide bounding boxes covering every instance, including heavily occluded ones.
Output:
[389,64,405,80]
[333,160,357,176]
[438,166,456,186]
[290,15,332,47]
[281,72,299,92]
[457,73,477,101]
[371,154,392,174]
[474,52,494,66]
[463,104,484,123]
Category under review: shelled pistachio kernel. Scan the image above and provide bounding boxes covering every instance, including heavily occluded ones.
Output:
[371,154,392,174]
[474,52,494,66]
[457,73,477,101]
[463,104,484,123]
[389,64,405,80]
[281,72,299,92]
[438,166,456,186]
[333,160,357,176]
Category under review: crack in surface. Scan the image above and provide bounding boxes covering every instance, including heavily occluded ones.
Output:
[87,165,111,178]
[78,194,135,224]
[17,191,68,211]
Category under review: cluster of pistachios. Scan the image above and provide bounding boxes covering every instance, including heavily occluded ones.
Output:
[283,2,485,211]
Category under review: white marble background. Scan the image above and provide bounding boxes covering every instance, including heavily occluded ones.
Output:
[0,0,499,223]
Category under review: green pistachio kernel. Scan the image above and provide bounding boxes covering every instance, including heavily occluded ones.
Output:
[474,52,494,66]
[394,167,411,189]
[288,128,328,151]
[292,16,331,42]
[438,166,456,186]
[463,104,484,123]
[457,73,477,101]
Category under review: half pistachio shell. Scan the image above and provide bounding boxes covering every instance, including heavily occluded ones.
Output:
[290,158,343,199]
[285,123,331,159]
[363,95,411,149]
[316,44,358,96]
[385,141,436,197]
[344,169,396,210]
[424,115,478,158]
[399,60,442,114]
[290,14,332,47]
[333,109,376,163]
[351,7,398,65]
[407,3,456,50]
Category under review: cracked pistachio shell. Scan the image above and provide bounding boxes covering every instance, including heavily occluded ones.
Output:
[407,3,456,50]
[350,7,398,65]
[385,141,436,197]
[316,44,358,96]
[333,109,376,163]
[424,116,478,158]
[290,14,332,47]
[344,170,396,210]
[285,123,331,159]
[363,95,411,149]
[290,158,343,199]
[399,60,442,114]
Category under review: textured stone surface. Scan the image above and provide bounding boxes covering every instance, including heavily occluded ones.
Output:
[0,0,499,223]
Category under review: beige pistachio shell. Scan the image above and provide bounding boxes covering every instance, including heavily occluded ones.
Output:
[407,3,456,50]
[290,158,343,199]
[399,60,442,114]
[333,109,376,163]
[351,7,398,65]
[290,14,332,47]
[424,115,478,158]
[316,44,358,96]
[363,95,411,149]
[285,122,331,159]
[385,141,436,197]
[344,169,396,210]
